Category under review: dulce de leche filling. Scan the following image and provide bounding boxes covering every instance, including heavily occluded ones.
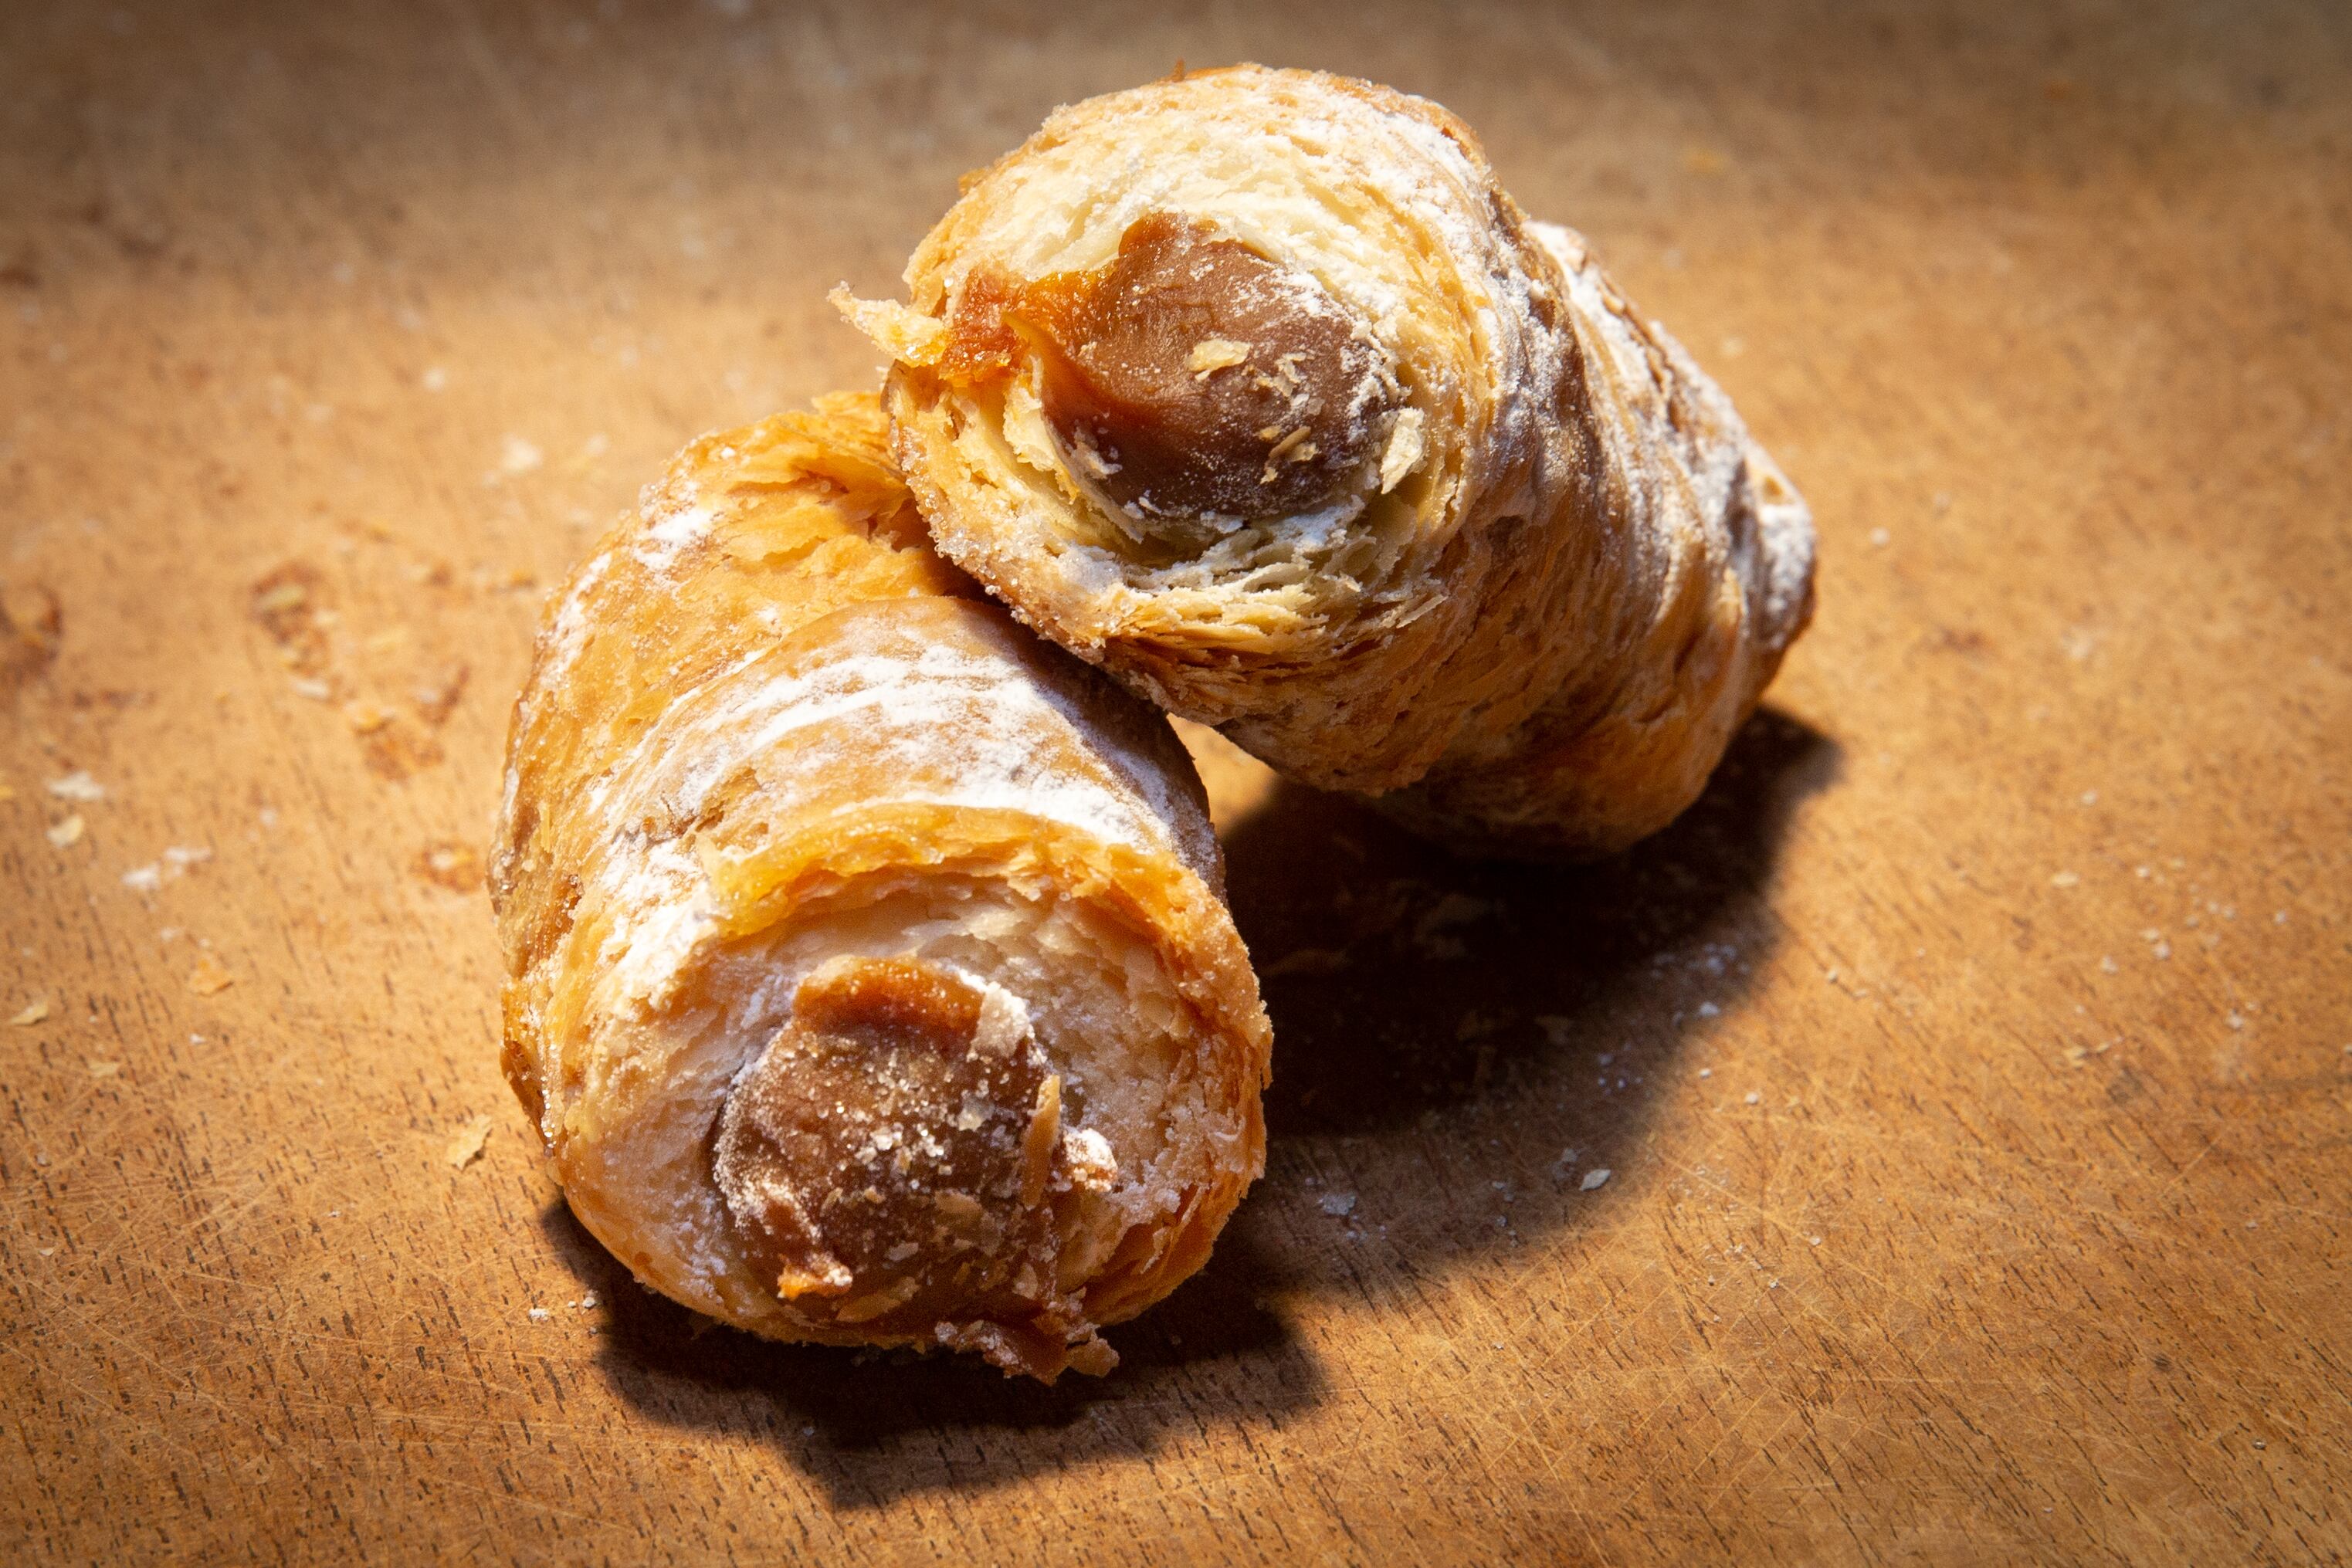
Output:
[710,954,1113,1377]
[940,212,1399,530]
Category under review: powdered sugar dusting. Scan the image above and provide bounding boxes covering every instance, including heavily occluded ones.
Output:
[643,503,713,559]
[595,838,717,1014]
[569,600,1205,1026]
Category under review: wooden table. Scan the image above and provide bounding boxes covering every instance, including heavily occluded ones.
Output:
[5,2,2347,1560]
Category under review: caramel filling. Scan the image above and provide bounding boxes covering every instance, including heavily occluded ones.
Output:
[943,212,1399,533]
[710,955,1108,1374]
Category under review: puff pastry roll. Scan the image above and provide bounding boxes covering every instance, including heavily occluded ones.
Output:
[840,65,1815,857]
[491,395,1271,1380]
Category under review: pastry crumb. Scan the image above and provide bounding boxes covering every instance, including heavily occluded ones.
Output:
[187,956,236,995]
[9,999,50,1028]
[498,435,544,476]
[444,1113,495,1170]
[1188,337,1252,376]
[342,698,395,734]
[1379,408,1425,492]
[253,581,309,615]
[1062,1126,1119,1192]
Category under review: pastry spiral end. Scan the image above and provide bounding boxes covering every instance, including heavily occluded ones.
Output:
[492,394,1269,1382]
[846,65,1817,859]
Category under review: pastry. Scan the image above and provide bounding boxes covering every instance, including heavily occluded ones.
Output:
[839,65,1815,858]
[490,394,1272,1380]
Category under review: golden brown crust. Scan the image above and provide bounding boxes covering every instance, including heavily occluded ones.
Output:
[1373,224,1818,856]
[490,395,1270,1380]
[844,66,1816,858]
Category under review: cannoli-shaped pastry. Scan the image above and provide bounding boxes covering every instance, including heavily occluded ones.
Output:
[839,65,1815,858]
[490,395,1270,1380]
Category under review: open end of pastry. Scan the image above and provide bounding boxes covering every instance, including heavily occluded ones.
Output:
[710,953,1107,1375]
[946,212,1402,546]
[867,207,1434,597]
[692,871,1239,1381]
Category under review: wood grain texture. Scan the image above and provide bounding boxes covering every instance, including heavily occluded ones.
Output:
[3,1,2347,1561]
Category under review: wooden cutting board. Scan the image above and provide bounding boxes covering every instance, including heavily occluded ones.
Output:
[4,2,2346,1561]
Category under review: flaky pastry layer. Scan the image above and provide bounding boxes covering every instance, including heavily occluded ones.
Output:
[846,66,1816,856]
[490,395,1270,1380]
